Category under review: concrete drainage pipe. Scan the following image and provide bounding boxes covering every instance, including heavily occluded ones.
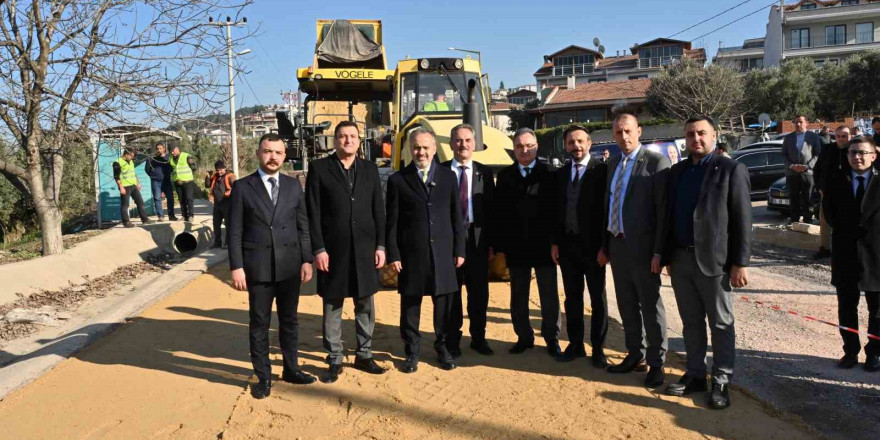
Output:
[172,231,199,254]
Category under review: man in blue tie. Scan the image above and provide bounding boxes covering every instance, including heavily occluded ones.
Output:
[782,115,822,224]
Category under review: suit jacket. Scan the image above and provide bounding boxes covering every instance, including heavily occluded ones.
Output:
[494,161,556,267]
[662,155,752,276]
[552,159,607,258]
[783,131,822,176]
[602,148,671,265]
[228,172,313,283]
[824,168,880,290]
[386,162,466,296]
[305,155,385,299]
[440,159,495,256]
[815,143,851,192]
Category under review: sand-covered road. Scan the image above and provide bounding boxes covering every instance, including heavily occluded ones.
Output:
[0,265,821,440]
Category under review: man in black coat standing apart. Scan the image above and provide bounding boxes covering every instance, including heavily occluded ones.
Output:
[495,128,561,356]
[386,128,466,373]
[228,133,315,399]
[824,135,880,373]
[551,125,609,367]
[662,116,751,410]
[306,121,387,384]
[441,123,496,357]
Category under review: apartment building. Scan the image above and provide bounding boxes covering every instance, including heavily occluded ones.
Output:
[713,38,766,72]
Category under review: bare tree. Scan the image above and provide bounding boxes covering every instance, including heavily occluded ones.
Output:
[0,0,252,255]
[647,58,747,127]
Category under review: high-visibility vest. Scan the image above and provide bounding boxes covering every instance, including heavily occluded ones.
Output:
[171,152,194,182]
[115,158,138,187]
[423,101,450,112]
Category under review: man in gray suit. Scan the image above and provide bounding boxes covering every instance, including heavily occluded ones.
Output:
[662,115,751,410]
[783,115,822,223]
[598,113,671,388]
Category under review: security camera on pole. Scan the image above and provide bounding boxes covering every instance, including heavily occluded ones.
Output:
[209,16,249,177]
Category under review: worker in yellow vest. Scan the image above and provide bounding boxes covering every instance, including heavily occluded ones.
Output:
[113,148,151,228]
[423,90,451,112]
[171,146,198,222]
[204,160,236,247]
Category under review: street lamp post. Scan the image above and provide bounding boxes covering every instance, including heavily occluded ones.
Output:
[448,47,482,66]
[210,16,248,177]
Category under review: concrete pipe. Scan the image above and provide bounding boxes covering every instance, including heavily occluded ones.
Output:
[172,231,199,254]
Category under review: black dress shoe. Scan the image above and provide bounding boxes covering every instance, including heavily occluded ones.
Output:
[282,369,317,385]
[838,354,859,369]
[556,344,587,362]
[546,340,562,357]
[665,374,708,397]
[644,366,666,388]
[591,350,609,368]
[812,248,831,260]
[168,215,179,221]
[470,339,494,355]
[123,222,135,228]
[141,219,153,225]
[320,364,343,383]
[864,355,880,372]
[607,354,646,374]
[251,379,271,399]
[709,383,731,409]
[402,356,419,374]
[509,340,534,354]
[448,345,462,358]
[354,358,386,375]
[437,352,457,371]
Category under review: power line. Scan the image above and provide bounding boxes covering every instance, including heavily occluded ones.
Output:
[689,1,778,43]
[668,0,755,39]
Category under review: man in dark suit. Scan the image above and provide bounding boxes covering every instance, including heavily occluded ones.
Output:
[662,116,751,410]
[550,125,608,366]
[814,126,853,260]
[441,123,496,357]
[306,121,387,384]
[783,115,822,224]
[495,128,561,356]
[599,113,670,388]
[228,133,316,399]
[386,128,466,373]
[824,136,880,373]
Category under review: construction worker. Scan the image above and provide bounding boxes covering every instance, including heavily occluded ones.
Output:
[113,148,151,228]
[205,160,236,247]
[170,146,198,222]
[423,90,450,112]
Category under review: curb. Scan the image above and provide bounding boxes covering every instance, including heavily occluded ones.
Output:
[0,248,228,401]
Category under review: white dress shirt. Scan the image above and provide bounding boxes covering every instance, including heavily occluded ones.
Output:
[257,167,280,200]
[452,158,474,223]
[570,155,590,182]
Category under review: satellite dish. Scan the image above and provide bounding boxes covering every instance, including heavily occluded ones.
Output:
[598,45,606,55]
[758,113,772,127]
[593,37,601,47]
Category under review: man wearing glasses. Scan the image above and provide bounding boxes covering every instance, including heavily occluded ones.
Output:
[494,128,562,356]
[823,136,880,372]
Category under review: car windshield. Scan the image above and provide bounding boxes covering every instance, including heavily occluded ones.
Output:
[399,71,487,126]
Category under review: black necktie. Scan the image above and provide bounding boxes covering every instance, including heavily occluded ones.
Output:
[268,177,278,206]
[572,163,582,186]
[523,166,531,177]
[459,165,469,223]
[856,176,866,209]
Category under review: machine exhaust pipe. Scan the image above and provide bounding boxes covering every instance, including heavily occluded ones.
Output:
[172,231,199,254]
[463,79,484,151]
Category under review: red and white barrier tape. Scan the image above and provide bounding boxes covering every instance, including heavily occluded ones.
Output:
[740,295,880,341]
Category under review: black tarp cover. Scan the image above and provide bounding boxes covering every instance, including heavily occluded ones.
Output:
[316,20,381,64]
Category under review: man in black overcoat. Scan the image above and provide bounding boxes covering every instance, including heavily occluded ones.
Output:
[306,121,387,383]
[228,133,315,399]
[441,123,496,357]
[386,128,466,373]
[824,135,880,373]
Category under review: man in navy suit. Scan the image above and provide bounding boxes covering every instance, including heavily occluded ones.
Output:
[228,133,315,399]
[386,128,466,373]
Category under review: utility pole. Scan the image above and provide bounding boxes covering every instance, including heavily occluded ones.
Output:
[210,16,248,177]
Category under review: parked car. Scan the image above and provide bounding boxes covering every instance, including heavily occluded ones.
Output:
[730,148,786,200]
[767,176,821,216]
[737,139,783,152]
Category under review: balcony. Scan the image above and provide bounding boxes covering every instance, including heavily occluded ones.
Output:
[785,2,880,24]
[552,63,595,76]
[639,56,682,69]
[785,31,877,51]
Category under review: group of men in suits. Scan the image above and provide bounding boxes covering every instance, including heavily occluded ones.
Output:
[226,115,755,410]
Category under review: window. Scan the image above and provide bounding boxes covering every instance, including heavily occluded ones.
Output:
[740,58,764,71]
[639,45,683,68]
[814,59,825,67]
[553,54,595,76]
[841,0,859,5]
[825,25,846,46]
[737,153,768,168]
[588,78,606,83]
[628,75,648,80]
[800,2,817,9]
[791,28,810,48]
[857,22,874,43]
[768,151,785,166]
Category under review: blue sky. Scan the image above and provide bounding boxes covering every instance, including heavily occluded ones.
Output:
[228,0,771,108]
